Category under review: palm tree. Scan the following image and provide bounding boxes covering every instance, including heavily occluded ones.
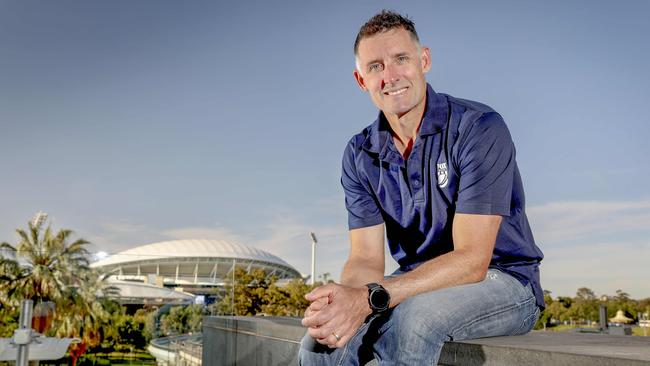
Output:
[0,221,91,304]
[0,218,115,364]
[55,271,116,366]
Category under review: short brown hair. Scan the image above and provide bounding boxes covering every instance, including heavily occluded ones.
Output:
[354,10,420,55]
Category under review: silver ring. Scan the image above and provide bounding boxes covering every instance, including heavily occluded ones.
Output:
[331,332,341,341]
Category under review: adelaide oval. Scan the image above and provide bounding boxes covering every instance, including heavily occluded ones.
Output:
[90,239,302,306]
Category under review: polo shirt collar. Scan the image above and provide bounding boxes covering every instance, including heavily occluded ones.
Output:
[361,84,448,155]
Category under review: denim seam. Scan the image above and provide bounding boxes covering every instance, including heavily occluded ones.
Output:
[512,304,540,335]
[450,295,535,337]
[335,320,372,366]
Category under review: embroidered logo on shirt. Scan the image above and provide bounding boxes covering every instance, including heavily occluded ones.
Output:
[437,163,449,188]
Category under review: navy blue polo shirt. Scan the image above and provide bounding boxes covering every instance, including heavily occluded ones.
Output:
[341,84,544,308]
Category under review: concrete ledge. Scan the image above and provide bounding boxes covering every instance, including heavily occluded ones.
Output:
[202,316,650,366]
[438,332,650,366]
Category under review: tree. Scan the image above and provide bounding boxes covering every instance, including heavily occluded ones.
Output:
[116,312,148,350]
[0,219,113,366]
[608,289,637,320]
[569,287,599,323]
[261,279,312,317]
[557,296,573,309]
[535,290,554,330]
[211,268,313,317]
[0,221,92,304]
[575,287,596,301]
[318,272,334,284]
[615,289,630,302]
[545,301,571,324]
[161,305,204,335]
[0,256,22,337]
[213,268,276,316]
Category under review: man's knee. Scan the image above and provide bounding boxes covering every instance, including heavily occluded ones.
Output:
[383,294,452,340]
[370,295,450,362]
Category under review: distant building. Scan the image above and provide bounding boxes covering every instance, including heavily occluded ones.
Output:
[90,239,302,307]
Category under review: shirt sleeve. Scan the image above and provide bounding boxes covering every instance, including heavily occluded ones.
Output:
[341,141,384,229]
[454,112,515,216]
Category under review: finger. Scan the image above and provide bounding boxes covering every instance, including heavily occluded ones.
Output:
[305,284,334,301]
[314,333,338,348]
[308,297,329,311]
[302,310,327,327]
[307,323,336,340]
[302,302,336,329]
[315,337,331,346]
[333,332,352,349]
[303,298,326,319]
[308,326,326,340]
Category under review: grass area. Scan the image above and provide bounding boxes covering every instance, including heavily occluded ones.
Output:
[542,324,592,332]
[542,324,650,336]
[75,350,156,366]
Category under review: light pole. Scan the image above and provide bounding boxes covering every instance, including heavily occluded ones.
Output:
[15,300,33,366]
[310,232,318,285]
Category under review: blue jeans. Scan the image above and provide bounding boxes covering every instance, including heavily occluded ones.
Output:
[299,268,540,365]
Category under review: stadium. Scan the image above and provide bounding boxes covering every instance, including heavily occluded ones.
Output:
[90,239,303,306]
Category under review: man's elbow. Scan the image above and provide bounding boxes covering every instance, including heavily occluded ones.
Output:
[466,257,491,283]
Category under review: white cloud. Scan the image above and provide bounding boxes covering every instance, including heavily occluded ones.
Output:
[83,221,168,255]
[161,225,245,243]
[100,222,150,234]
[540,239,649,299]
[251,211,350,280]
[528,199,650,245]
[528,199,650,298]
[88,199,650,299]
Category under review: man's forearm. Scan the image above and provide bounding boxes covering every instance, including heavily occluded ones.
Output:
[379,213,499,308]
[340,258,384,288]
[380,248,488,307]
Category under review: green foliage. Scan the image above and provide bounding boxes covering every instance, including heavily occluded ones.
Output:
[144,308,159,340]
[0,222,91,304]
[93,308,155,356]
[116,312,149,350]
[160,304,204,336]
[535,287,650,334]
[260,279,312,317]
[210,267,313,317]
[575,287,596,301]
[0,218,117,363]
[0,305,19,337]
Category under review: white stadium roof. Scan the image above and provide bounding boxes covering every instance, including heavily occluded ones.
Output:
[90,239,301,294]
[106,279,196,304]
[91,239,293,269]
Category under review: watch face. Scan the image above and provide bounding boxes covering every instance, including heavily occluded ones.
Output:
[371,288,390,309]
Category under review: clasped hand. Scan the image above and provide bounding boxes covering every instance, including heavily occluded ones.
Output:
[301,283,371,348]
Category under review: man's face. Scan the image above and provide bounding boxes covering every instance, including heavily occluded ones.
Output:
[354,28,431,119]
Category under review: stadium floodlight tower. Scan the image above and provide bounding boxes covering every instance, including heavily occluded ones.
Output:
[31,211,48,228]
[310,232,317,285]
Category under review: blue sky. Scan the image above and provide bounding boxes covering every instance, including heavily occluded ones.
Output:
[1,1,648,298]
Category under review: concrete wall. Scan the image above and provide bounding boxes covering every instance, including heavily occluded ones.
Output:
[203,316,650,366]
[203,316,303,366]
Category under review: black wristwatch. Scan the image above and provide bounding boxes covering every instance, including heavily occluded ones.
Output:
[366,283,391,314]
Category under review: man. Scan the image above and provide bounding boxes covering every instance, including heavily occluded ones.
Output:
[300,10,543,365]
